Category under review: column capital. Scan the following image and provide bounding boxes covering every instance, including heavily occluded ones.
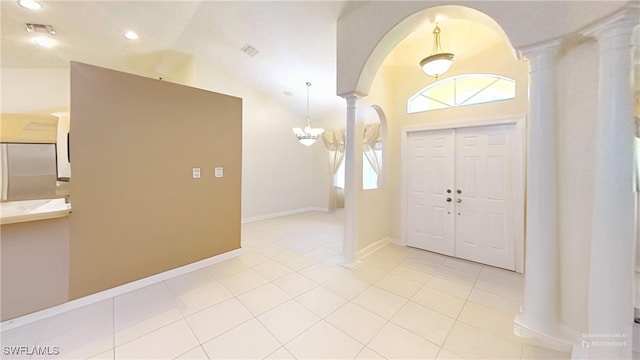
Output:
[518,39,562,64]
[339,91,366,101]
[581,3,639,41]
[518,39,562,73]
[342,92,361,108]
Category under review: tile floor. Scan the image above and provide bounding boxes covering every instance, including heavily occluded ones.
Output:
[0,211,570,359]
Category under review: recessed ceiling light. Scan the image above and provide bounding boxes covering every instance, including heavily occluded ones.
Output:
[283,91,293,97]
[18,0,41,10]
[33,36,55,48]
[124,31,138,40]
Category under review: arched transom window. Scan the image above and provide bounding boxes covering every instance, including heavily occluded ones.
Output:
[407,74,516,113]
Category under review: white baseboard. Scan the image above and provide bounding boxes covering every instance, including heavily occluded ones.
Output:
[557,323,589,359]
[242,207,330,224]
[0,248,243,332]
[513,314,576,354]
[357,237,391,259]
[309,207,331,213]
[390,238,404,246]
[339,259,363,270]
[634,322,640,353]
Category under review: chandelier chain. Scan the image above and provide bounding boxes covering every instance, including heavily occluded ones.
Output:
[306,82,311,127]
[433,23,442,54]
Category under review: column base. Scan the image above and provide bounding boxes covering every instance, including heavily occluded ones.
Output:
[514,314,577,354]
[339,259,362,270]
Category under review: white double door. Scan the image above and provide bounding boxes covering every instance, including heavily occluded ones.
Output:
[406,124,521,270]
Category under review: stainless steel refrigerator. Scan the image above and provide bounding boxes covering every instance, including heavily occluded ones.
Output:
[1,143,57,201]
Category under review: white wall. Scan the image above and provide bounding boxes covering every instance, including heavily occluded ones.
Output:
[189,57,317,220]
[1,69,70,114]
[2,64,318,222]
[356,67,394,250]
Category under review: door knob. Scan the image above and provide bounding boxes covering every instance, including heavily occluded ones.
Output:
[456,198,462,203]
[446,197,452,202]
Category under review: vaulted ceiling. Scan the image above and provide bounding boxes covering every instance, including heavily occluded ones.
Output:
[2,1,366,120]
[3,1,636,121]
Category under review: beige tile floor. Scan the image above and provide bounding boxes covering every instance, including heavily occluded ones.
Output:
[0,211,571,359]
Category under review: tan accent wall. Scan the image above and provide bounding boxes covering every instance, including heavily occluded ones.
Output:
[69,62,242,299]
[1,217,69,321]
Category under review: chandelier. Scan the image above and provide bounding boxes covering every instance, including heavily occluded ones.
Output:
[292,82,324,146]
[419,23,455,78]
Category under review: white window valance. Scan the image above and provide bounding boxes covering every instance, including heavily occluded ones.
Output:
[322,129,346,179]
[322,123,383,187]
[362,123,382,178]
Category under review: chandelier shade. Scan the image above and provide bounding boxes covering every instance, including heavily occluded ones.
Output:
[419,24,455,78]
[420,53,455,78]
[293,82,324,146]
[293,123,325,146]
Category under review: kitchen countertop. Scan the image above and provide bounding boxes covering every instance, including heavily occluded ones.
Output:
[1,198,71,225]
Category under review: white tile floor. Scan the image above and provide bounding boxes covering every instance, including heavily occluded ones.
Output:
[0,211,571,359]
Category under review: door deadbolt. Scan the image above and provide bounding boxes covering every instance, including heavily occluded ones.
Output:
[447,189,452,194]
[456,189,462,194]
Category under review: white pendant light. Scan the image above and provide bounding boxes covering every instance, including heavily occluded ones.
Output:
[292,82,324,146]
[419,23,455,79]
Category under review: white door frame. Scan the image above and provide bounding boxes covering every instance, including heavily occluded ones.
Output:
[400,115,526,273]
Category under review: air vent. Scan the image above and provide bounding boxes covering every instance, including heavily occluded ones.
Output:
[25,23,56,35]
[241,44,259,57]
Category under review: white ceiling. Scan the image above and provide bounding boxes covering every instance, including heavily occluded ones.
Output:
[384,19,505,68]
[2,1,372,121]
[0,1,537,122]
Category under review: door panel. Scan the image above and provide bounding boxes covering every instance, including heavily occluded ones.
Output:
[405,123,519,271]
[406,130,455,256]
[454,124,515,270]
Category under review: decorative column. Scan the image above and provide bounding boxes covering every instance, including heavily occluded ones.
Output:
[514,39,563,343]
[341,93,363,269]
[582,5,639,359]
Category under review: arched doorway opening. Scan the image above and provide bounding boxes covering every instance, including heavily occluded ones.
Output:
[338,2,638,359]
[339,4,525,269]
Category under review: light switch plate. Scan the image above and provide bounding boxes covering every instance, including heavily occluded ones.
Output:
[192,167,201,179]
[215,167,223,178]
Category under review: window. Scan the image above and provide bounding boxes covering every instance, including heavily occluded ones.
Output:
[635,136,640,192]
[407,74,516,113]
[334,160,345,189]
[332,106,386,191]
[363,141,382,190]
[333,131,382,190]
